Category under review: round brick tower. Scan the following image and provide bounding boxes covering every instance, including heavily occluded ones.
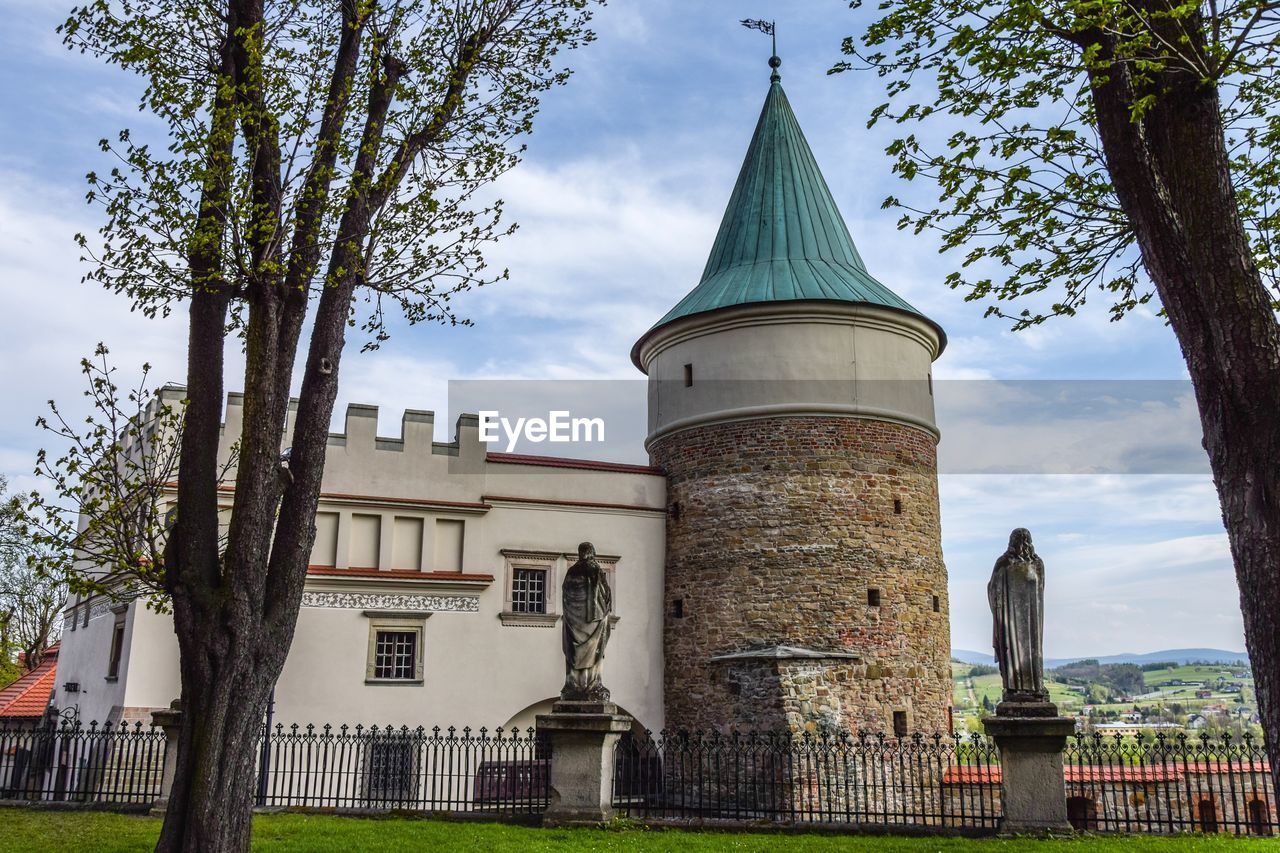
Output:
[632,63,952,736]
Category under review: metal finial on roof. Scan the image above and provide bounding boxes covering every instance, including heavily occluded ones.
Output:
[740,18,779,81]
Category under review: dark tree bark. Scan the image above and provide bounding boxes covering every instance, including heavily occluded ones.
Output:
[152,3,496,848]
[1078,3,1280,804]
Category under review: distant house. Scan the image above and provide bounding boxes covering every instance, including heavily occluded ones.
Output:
[1093,721,1180,736]
[1186,714,1207,730]
[0,644,58,725]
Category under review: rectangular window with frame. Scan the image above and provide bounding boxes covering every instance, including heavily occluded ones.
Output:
[511,567,547,614]
[499,550,560,626]
[106,621,126,679]
[364,613,426,683]
[373,630,418,680]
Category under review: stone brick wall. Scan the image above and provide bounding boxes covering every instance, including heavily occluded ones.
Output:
[652,415,952,736]
[943,769,1278,834]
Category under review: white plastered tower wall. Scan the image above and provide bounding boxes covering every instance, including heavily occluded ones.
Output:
[638,301,941,444]
[52,390,667,734]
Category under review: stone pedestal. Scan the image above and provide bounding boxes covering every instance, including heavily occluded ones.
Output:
[536,701,632,825]
[149,700,183,817]
[984,709,1075,835]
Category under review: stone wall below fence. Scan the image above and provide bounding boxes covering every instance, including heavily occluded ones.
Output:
[943,763,1278,834]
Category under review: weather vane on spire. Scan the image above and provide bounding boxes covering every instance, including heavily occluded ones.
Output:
[740,18,780,81]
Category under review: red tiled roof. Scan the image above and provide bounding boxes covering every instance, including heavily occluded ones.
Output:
[942,766,1000,785]
[307,566,494,582]
[0,644,58,719]
[942,760,1272,786]
[1065,766,1182,783]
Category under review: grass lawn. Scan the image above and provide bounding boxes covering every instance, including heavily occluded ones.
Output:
[1,809,1277,852]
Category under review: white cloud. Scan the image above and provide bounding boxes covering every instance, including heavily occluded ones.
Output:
[0,0,1243,661]
[942,474,1241,655]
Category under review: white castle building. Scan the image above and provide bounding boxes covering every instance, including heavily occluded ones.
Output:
[51,65,950,740]
[56,401,668,733]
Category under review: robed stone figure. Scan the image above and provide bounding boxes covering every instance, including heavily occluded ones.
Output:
[988,528,1047,703]
[561,542,613,701]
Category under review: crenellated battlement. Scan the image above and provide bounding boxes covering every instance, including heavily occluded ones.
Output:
[318,402,482,460]
[153,385,485,467]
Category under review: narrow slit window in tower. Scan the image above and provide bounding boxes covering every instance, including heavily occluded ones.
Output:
[932,595,941,613]
[683,363,693,387]
[893,498,903,515]
[672,598,685,619]
[867,588,881,607]
[893,711,908,738]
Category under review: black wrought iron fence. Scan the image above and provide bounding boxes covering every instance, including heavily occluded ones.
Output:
[253,724,548,815]
[1063,732,1275,835]
[0,719,166,804]
[612,730,1001,830]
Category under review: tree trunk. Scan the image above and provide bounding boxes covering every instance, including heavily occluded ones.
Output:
[154,622,277,852]
[1085,15,1280,806]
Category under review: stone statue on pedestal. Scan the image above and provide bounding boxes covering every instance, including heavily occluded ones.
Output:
[983,528,1074,833]
[540,543,628,824]
[987,528,1048,706]
[561,541,612,702]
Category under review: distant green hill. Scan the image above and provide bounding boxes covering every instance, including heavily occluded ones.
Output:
[952,648,1248,668]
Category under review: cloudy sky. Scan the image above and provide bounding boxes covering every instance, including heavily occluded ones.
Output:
[0,1,1242,657]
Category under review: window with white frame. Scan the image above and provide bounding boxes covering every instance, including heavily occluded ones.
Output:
[364,612,426,683]
[373,631,416,679]
[511,567,547,614]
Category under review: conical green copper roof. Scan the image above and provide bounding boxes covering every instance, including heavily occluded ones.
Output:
[642,75,942,346]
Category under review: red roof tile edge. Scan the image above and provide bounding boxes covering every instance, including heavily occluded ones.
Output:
[486,452,663,476]
[307,566,494,582]
[0,645,59,719]
[942,762,1273,785]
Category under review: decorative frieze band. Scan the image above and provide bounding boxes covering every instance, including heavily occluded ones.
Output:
[301,591,479,613]
[64,600,116,629]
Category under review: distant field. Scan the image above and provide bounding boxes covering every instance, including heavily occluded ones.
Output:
[1141,664,1251,687]
[951,665,1083,714]
[951,658,1254,724]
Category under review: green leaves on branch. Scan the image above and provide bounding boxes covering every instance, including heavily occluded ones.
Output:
[24,345,236,610]
[833,0,1280,326]
[60,0,599,345]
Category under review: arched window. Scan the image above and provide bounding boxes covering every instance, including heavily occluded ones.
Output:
[1247,799,1270,835]
[1067,795,1098,831]
[1197,798,1219,834]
